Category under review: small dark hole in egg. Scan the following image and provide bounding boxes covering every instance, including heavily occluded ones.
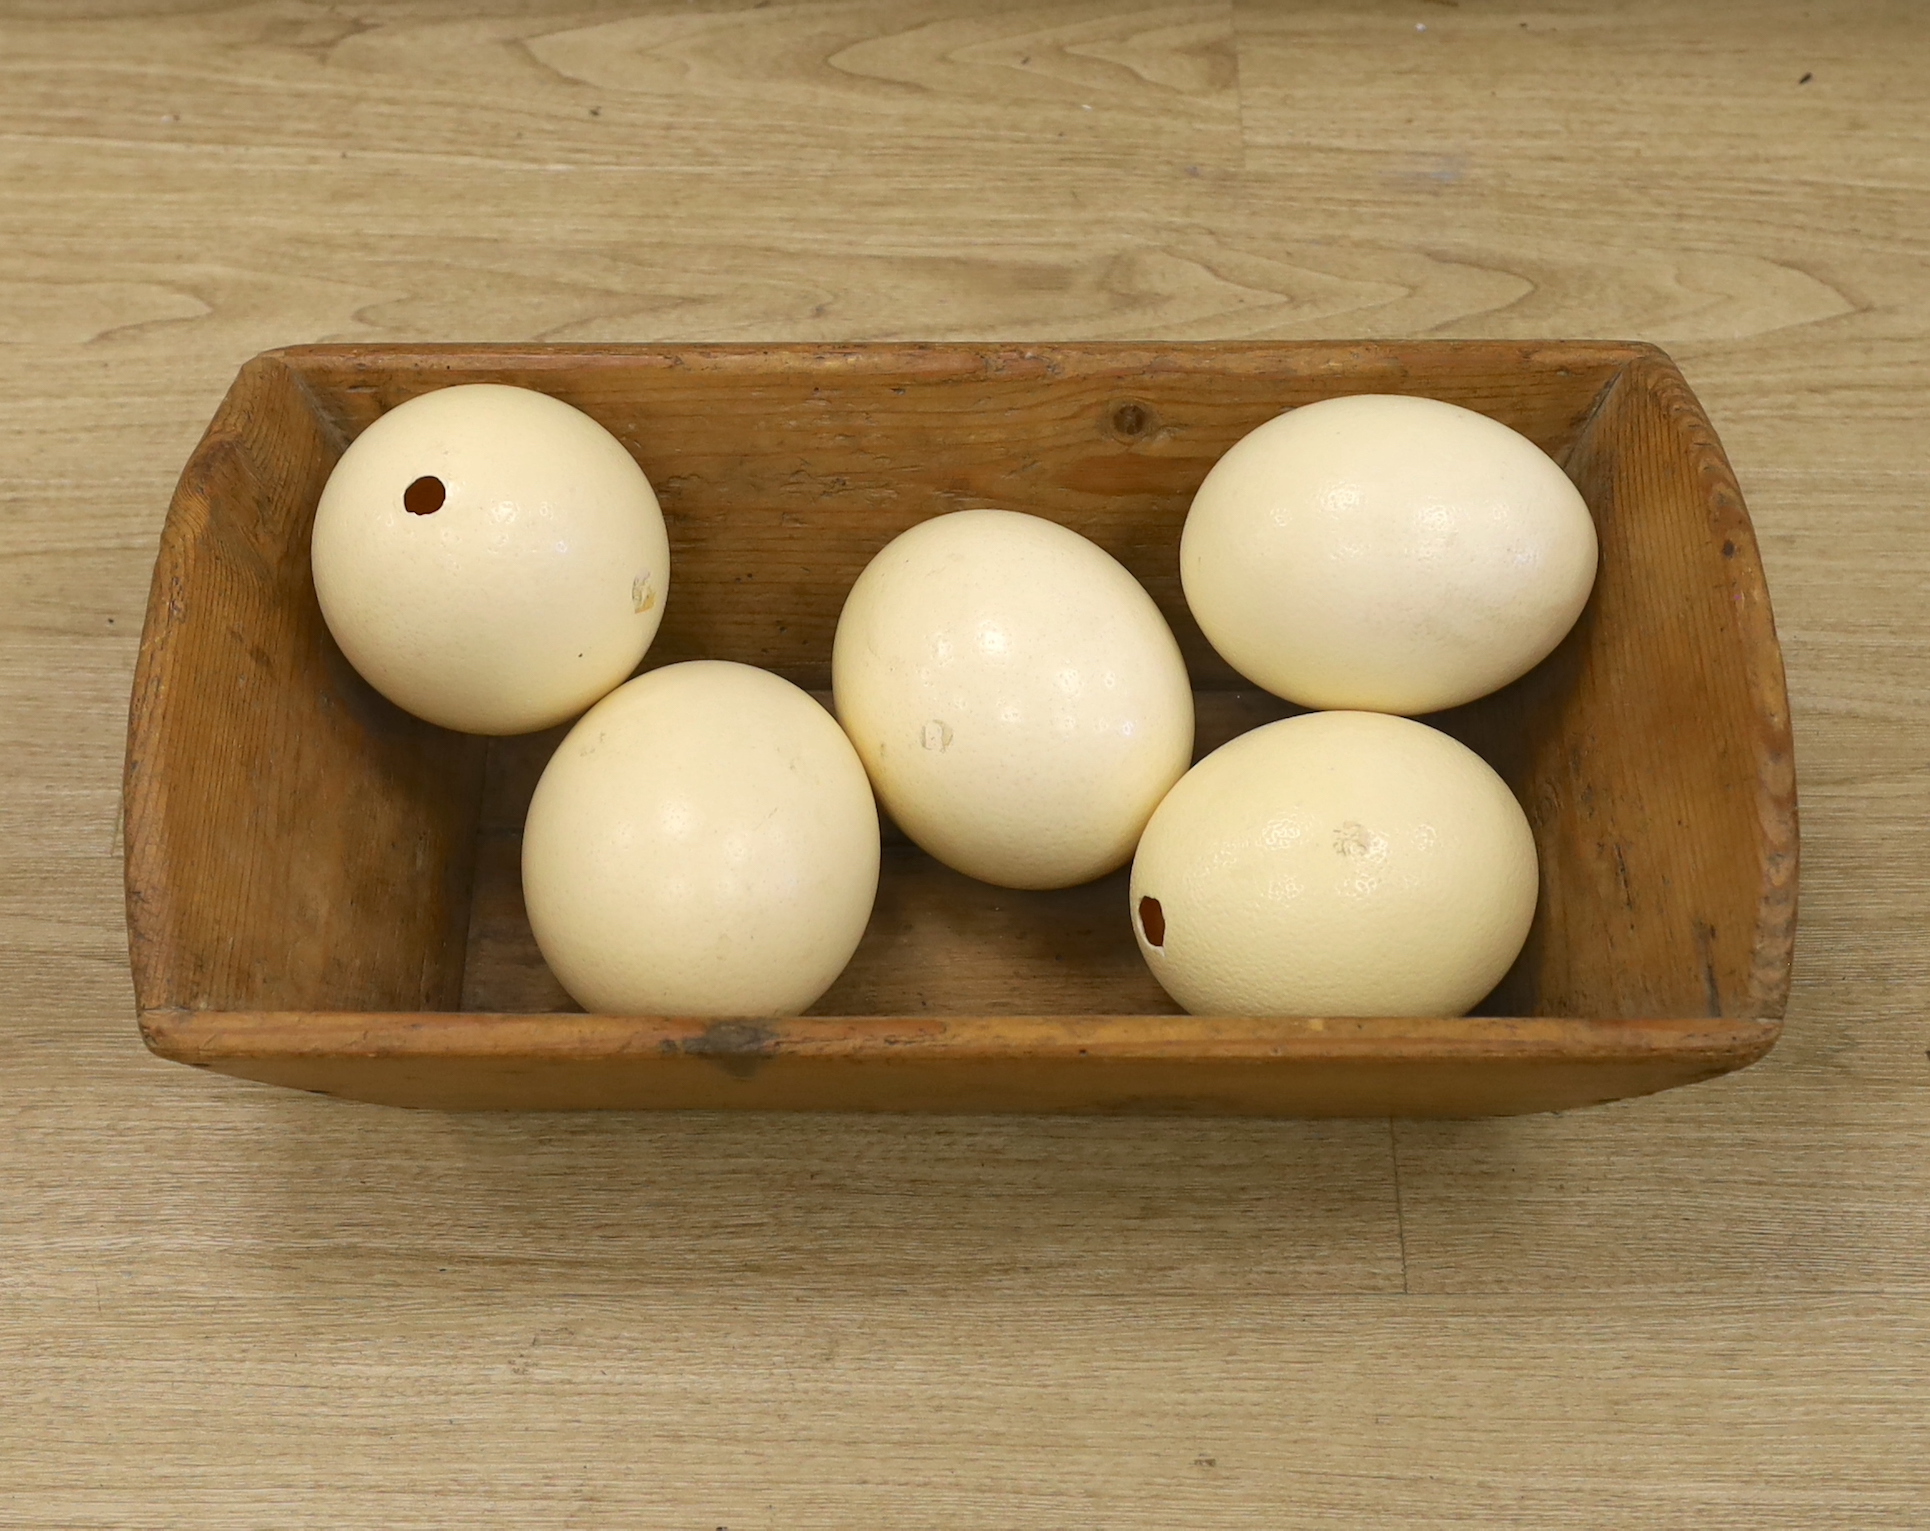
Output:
[403,475,446,516]
[1138,895,1166,948]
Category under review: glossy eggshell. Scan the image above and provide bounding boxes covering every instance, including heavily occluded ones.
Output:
[522,661,880,1017]
[311,383,669,735]
[832,509,1194,890]
[1181,393,1598,714]
[1130,710,1537,1018]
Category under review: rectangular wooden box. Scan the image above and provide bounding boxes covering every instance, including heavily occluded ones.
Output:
[125,342,1796,1115]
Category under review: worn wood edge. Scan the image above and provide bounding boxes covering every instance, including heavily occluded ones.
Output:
[140,1009,1782,1069]
[122,353,337,1014]
[136,1009,1781,1116]
[1628,351,1800,1020]
[266,337,1655,437]
[266,339,1658,370]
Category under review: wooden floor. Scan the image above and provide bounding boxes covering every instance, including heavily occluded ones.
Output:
[4,2,1926,1524]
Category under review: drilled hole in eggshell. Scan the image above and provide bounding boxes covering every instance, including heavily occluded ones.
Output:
[403,475,446,516]
[1138,895,1166,948]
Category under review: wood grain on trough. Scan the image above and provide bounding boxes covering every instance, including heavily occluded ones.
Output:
[126,342,1795,1114]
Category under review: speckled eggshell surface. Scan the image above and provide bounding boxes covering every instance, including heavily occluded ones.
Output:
[1130,710,1538,1018]
[1181,393,1598,714]
[522,661,880,1018]
[311,383,668,735]
[832,508,1195,891]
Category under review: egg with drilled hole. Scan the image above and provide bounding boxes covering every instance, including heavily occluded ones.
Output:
[311,382,668,734]
[1182,393,1597,714]
[523,661,880,1017]
[1130,710,1537,1017]
[833,508,1193,890]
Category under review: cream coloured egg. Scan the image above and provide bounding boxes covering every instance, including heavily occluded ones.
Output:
[833,509,1194,890]
[522,661,879,1017]
[1130,710,1537,1017]
[311,383,669,735]
[1181,393,1597,714]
